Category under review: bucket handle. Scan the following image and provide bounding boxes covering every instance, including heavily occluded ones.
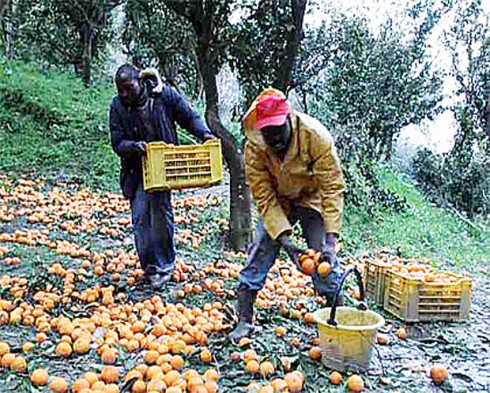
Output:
[327,266,367,326]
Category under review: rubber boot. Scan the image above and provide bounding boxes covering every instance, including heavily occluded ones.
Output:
[229,289,257,343]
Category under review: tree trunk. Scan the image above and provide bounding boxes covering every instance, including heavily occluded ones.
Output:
[198,48,252,250]
[206,100,252,250]
[273,0,307,91]
[163,0,252,249]
[164,64,180,90]
[132,54,143,69]
[191,50,204,100]
[483,100,490,143]
[82,23,93,86]
[302,92,308,114]
[4,0,13,61]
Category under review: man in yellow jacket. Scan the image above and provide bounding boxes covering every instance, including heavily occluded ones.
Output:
[229,88,345,341]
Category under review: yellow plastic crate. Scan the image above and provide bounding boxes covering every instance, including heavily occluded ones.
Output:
[384,270,471,322]
[365,259,392,307]
[143,140,223,191]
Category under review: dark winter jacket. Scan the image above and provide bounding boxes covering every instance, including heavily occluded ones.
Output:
[109,86,210,198]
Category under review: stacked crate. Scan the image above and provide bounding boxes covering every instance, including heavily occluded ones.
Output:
[364,255,471,322]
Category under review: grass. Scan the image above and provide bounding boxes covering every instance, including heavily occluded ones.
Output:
[0,57,119,191]
[342,167,490,271]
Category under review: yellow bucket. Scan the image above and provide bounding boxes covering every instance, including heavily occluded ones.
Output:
[313,306,385,372]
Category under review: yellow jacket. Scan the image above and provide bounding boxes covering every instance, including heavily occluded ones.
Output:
[244,108,345,241]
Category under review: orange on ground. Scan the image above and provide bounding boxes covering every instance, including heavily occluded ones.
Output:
[245,360,260,374]
[73,338,91,354]
[49,377,69,393]
[101,365,120,383]
[430,364,449,384]
[147,379,167,392]
[170,355,185,370]
[377,333,390,345]
[309,346,322,361]
[238,337,251,347]
[145,350,159,364]
[164,370,181,386]
[83,371,99,385]
[205,379,218,393]
[396,327,407,340]
[23,342,35,352]
[0,342,10,356]
[246,383,261,392]
[203,369,219,382]
[72,378,90,392]
[55,342,72,357]
[259,361,275,377]
[1,353,15,368]
[30,368,49,386]
[243,349,258,363]
[346,374,364,392]
[329,371,343,385]
[92,381,106,390]
[284,372,303,393]
[131,380,146,393]
[200,348,212,363]
[304,313,314,323]
[275,326,286,337]
[271,378,288,391]
[11,355,27,372]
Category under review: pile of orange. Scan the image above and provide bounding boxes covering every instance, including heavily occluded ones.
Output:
[390,263,460,283]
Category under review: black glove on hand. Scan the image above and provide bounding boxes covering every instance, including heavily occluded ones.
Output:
[320,233,343,295]
[277,233,302,268]
[135,141,147,156]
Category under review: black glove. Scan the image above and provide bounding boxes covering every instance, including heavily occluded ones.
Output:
[277,233,302,268]
[135,141,147,156]
[202,132,217,141]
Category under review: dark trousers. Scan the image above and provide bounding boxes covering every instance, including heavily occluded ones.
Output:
[130,183,175,276]
[238,206,341,295]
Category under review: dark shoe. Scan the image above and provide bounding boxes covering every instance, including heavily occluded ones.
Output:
[229,321,255,342]
[148,273,171,289]
[229,289,257,343]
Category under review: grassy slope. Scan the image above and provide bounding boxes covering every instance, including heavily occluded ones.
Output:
[0,58,489,269]
[0,58,119,191]
[343,169,490,271]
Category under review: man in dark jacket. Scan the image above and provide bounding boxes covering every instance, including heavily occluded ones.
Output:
[109,64,216,289]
